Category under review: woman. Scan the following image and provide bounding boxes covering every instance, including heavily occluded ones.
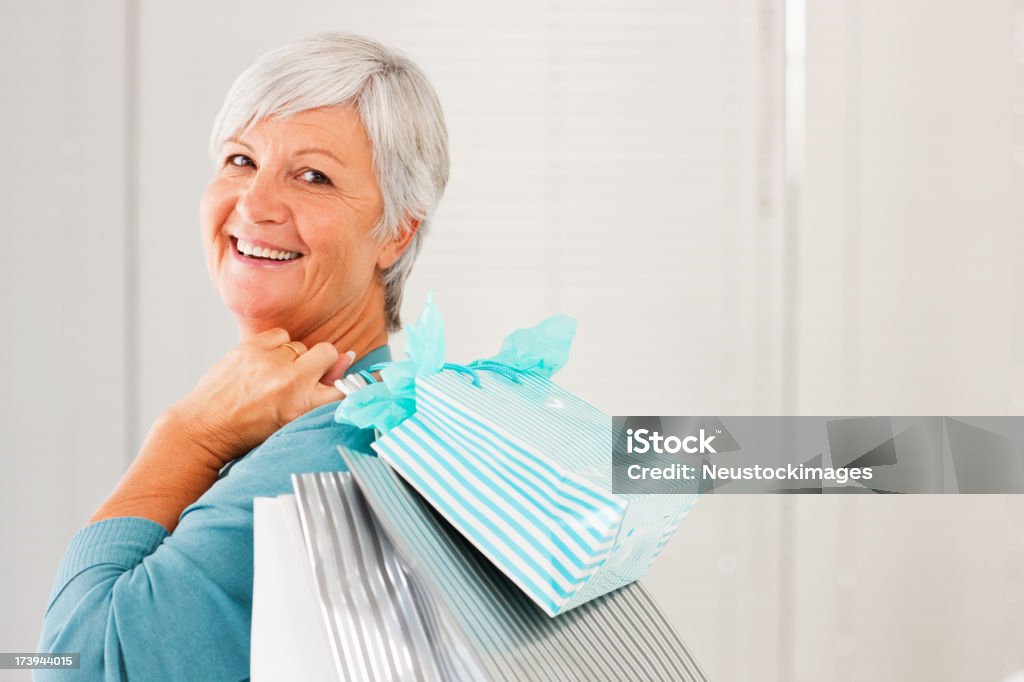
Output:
[37,32,449,681]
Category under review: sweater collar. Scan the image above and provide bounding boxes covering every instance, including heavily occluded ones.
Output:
[346,344,392,377]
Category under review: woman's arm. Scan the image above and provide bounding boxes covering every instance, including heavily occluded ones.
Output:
[36,409,375,681]
[88,407,226,533]
[88,328,351,533]
[34,329,356,680]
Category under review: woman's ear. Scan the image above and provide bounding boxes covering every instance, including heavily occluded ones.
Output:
[376,217,421,270]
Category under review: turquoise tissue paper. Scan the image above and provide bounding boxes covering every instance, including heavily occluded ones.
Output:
[334,291,578,433]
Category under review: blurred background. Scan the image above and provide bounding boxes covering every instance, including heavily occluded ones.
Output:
[2,0,1023,680]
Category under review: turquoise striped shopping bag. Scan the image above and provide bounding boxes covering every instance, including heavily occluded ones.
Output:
[371,369,698,616]
[336,293,699,616]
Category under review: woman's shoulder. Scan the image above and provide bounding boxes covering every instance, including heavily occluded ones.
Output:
[266,400,359,443]
[210,401,375,498]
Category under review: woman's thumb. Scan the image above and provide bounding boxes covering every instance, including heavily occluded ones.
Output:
[318,349,357,387]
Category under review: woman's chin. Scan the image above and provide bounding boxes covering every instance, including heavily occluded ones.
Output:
[214,259,306,321]
[221,289,293,324]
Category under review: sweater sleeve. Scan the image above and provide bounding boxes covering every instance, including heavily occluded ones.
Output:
[35,494,256,681]
[36,409,374,682]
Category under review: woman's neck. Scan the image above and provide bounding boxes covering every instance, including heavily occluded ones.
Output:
[237,286,389,385]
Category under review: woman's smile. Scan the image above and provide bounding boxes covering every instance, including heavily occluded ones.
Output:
[228,236,304,267]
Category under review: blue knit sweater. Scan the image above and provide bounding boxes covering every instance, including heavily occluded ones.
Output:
[36,346,391,681]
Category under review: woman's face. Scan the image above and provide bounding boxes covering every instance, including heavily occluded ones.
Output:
[201,106,397,332]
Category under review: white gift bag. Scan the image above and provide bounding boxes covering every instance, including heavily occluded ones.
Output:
[251,495,338,682]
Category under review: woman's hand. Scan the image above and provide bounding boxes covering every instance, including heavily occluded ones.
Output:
[90,329,354,532]
[171,328,354,466]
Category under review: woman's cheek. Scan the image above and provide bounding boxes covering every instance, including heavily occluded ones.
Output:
[199,190,220,241]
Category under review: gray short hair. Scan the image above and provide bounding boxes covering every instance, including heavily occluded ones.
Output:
[209,32,449,332]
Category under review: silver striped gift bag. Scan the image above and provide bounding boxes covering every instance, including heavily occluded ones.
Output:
[280,446,708,682]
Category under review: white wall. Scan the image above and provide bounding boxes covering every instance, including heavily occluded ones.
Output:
[648,2,1024,681]
[1,1,1022,681]
[0,2,131,679]
[649,3,1024,681]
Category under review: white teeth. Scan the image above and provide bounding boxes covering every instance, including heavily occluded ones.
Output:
[235,238,300,261]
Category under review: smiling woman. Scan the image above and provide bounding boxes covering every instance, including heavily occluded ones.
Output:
[202,106,404,384]
[35,33,448,681]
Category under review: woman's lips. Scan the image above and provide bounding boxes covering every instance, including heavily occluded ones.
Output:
[229,236,304,268]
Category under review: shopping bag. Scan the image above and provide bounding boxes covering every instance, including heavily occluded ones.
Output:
[335,294,699,616]
[252,473,480,681]
[250,495,340,682]
[374,370,696,616]
[251,445,708,681]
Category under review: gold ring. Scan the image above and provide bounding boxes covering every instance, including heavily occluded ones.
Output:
[279,342,302,359]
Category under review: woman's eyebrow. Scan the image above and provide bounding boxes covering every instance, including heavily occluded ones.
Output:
[294,147,345,167]
[223,136,254,151]
[221,139,345,167]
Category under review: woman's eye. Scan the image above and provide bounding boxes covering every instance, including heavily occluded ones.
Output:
[301,169,332,185]
[226,154,254,168]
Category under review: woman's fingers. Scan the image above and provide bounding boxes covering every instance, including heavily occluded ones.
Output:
[298,344,358,409]
[296,341,339,374]
[310,382,346,409]
[180,333,362,463]
[250,327,291,349]
[319,348,358,387]
[297,343,359,394]
[275,340,307,360]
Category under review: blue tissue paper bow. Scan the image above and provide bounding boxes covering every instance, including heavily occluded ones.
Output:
[334,292,577,434]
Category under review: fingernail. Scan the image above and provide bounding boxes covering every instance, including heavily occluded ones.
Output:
[344,350,356,364]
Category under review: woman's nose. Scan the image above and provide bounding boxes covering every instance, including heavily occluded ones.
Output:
[234,172,288,225]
